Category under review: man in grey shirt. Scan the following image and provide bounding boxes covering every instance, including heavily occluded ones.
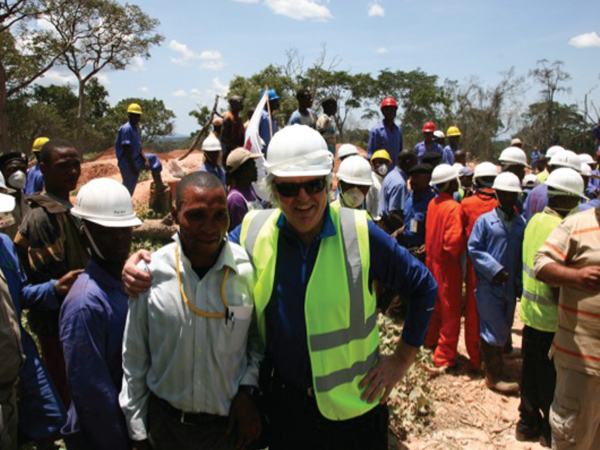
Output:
[120,172,263,450]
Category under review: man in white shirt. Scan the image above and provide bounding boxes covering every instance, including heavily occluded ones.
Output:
[119,171,263,450]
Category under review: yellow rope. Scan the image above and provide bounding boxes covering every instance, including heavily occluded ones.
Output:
[175,245,230,318]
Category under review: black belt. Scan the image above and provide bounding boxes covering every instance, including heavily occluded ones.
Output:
[271,373,315,399]
[151,392,223,426]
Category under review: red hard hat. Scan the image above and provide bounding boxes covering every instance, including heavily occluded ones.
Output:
[422,121,436,133]
[380,96,398,109]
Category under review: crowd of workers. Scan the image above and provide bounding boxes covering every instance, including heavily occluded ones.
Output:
[0,88,600,450]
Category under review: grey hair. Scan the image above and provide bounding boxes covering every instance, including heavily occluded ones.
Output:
[261,172,334,208]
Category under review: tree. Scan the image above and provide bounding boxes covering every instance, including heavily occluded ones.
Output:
[44,0,163,147]
[529,59,571,148]
[361,68,451,147]
[445,68,525,160]
[189,105,211,137]
[103,98,175,147]
[0,0,76,152]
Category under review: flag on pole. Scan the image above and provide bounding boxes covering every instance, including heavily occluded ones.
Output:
[245,89,269,200]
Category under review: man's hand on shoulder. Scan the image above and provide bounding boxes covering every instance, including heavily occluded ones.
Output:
[227,390,261,450]
[55,269,84,298]
[122,250,153,297]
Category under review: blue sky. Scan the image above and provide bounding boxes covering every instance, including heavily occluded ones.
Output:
[38,0,600,136]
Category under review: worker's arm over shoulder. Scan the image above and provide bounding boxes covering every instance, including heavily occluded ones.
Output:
[367,220,437,347]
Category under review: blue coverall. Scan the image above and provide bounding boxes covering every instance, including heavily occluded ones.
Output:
[0,233,65,440]
[468,208,525,347]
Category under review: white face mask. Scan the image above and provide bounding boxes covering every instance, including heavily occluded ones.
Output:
[8,171,26,190]
[376,165,388,177]
[341,187,365,209]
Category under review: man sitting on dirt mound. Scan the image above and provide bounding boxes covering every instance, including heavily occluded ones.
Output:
[115,103,164,195]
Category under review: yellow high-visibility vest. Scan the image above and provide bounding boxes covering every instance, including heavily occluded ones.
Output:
[239,203,379,420]
[520,209,561,332]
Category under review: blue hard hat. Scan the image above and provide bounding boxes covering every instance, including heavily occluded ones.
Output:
[267,89,279,101]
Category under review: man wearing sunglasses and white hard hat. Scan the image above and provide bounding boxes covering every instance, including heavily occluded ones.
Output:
[122,124,437,450]
[232,124,436,450]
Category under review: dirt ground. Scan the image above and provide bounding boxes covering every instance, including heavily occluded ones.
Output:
[395,310,545,450]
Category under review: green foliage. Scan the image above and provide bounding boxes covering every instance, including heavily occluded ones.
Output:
[102,97,176,145]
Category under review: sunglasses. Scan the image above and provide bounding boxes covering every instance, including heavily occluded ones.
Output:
[274,178,327,197]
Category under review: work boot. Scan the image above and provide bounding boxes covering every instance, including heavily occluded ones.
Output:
[480,340,519,395]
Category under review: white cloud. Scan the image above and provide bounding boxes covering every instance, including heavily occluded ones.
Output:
[211,78,229,96]
[569,32,600,49]
[173,89,187,98]
[375,47,388,54]
[39,70,77,86]
[264,0,332,22]
[138,86,149,93]
[95,74,110,85]
[130,56,145,72]
[169,40,225,70]
[368,3,385,17]
[36,17,54,31]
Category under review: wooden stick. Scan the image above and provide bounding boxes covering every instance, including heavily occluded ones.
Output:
[265,86,273,139]
[178,95,220,161]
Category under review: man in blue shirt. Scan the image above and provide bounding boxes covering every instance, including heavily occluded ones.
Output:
[122,125,437,450]
[60,178,141,450]
[378,150,417,233]
[288,88,317,129]
[198,134,226,185]
[367,96,402,167]
[115,103,163,195]
[399,163,435,251]
[259,89,280,156]
[442,126,462,165]
[25,137,48,196]
[414,122,443,162]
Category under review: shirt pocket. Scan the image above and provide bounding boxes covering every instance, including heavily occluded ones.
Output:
[217,305,253,356]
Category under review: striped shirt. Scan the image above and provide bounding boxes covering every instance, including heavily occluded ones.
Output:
[534,207,600,375]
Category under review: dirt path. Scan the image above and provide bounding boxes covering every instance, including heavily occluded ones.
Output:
[394,311,545,450]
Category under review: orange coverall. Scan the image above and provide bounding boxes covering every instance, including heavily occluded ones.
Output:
[460,189,499,369]
[424,191,466,367]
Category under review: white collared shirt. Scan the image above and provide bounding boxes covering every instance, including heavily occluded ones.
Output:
[119,235,262,441]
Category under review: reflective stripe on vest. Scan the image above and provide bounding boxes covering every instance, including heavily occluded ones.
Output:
[239,204,379,420]
[520,211,561,332]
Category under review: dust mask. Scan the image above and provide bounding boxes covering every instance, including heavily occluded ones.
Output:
[341,187,365,209]
[8,171,26,190]
[376,165,388,177]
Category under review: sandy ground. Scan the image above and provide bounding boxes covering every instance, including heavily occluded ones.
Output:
[398,311,546,450]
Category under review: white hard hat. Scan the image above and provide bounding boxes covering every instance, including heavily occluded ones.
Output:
[580,162,592,177]
[453,163,464,170]
[522,174,539,189]
[499,146,529,168]
[201,135,222,152]
[338,143,359,159]
[546,145,565,158]
[430,163,459,186]
[434,130,445,139]
[0,172,15,213]
[264,124,333,177]
[510,137,523,146]
[492,172,522,193]
[473,162,499,179]
[578,153,595,165]
[549,150,581,172]
[336,155,373,186]
[545,168,585,198]
[71,178,142,227]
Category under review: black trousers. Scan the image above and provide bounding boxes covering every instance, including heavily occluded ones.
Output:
[518,325,556,438]
[265,380,389,450]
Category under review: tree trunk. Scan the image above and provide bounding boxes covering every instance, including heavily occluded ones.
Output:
[0,59,10,154]
[76,79,86,149]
